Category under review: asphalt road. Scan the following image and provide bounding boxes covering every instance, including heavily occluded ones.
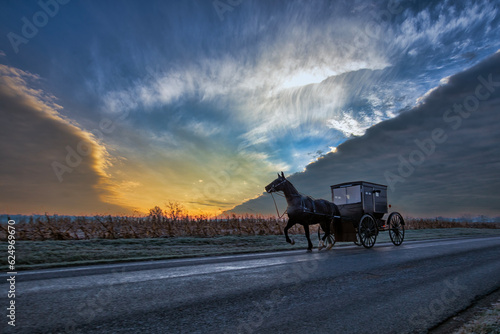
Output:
[2,236,500,333]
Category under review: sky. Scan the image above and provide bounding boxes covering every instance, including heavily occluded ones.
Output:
[0,0,499,217]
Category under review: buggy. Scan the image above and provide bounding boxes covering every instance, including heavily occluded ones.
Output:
[329,181,405,248]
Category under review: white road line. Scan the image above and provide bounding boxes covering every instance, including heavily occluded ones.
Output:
[18,255,319,294]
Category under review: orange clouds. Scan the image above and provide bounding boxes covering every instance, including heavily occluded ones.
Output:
[0,64,131,215]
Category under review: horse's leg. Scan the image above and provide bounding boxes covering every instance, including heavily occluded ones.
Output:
[324,220,334,250]
[304,224,313,252]
[318,226,325,250]
[284,219,295,245]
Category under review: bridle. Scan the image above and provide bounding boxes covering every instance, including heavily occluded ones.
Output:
[268,178,287,193]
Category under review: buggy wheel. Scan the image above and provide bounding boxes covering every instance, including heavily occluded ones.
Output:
[388,212,405,246]
[358,214,377,248]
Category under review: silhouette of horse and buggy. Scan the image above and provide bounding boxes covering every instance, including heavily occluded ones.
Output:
[265,172,405,251]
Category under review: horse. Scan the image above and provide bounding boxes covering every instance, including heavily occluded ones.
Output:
[265,172,340,251]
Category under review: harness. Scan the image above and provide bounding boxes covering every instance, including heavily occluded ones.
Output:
[269,179,340,219]
[301,196,317,214]
[297,195,341,218]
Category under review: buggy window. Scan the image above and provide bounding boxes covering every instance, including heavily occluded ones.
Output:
[333,185,361,205]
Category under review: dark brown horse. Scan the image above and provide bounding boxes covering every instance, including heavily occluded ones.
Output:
[265,172,339,251]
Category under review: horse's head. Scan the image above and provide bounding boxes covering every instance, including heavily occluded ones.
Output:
[265,172,287,193]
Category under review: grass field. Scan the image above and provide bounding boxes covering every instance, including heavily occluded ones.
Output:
[5,228,500,270]
[454,299,500,334]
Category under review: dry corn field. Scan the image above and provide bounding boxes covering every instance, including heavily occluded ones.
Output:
[0,214,292,240]
[1,214,499,241]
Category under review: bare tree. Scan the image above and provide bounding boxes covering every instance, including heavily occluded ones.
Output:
[148,206,164,220]
[165,201,185,221]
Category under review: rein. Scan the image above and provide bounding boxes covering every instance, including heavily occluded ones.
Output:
[270,192,287,219]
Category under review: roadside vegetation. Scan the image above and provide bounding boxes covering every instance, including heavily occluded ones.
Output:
[454,299,500,334]
[1,202,499,241]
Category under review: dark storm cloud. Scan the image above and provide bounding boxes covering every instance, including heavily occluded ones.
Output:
[0,65,129,215]
[230,51,500,217]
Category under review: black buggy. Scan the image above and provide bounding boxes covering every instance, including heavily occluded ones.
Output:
[329,181,405,248]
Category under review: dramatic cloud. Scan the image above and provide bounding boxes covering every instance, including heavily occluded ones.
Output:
[230,51,500,217]
[0,65,129,215]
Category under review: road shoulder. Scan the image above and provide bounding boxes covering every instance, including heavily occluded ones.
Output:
[430,286,500,334]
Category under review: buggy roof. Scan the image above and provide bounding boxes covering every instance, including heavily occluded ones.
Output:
[330,181,387,190]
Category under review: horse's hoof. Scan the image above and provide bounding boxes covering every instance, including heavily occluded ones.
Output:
[318,245,324,251]
[326,244,334,251]
[290,239,295,245]
[306,249,312,252]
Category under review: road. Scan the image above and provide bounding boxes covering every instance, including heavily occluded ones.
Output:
[2,236,500,333]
